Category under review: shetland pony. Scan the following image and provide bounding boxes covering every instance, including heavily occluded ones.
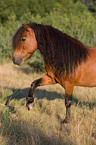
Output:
[12,23,96,123]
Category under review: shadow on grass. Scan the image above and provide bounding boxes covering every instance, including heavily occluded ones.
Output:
[0,110,74,145]
[27,61,45,73]
[73,96,96,110]
[5,87,64,106]
[4,87,96,110]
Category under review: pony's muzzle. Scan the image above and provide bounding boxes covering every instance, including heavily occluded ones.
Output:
[12,56,23,65]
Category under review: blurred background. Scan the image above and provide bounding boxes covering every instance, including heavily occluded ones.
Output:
[0,0,96,70]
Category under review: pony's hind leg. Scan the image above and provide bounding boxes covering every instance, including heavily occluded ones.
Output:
[26,74,56,110]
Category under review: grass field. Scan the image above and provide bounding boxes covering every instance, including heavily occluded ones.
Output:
[0,62,96,145]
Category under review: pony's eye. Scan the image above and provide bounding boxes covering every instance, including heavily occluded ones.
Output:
[22,38,26,42]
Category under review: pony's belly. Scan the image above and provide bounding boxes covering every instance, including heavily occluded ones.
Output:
[76,57,96,87]
[77,71,96,87]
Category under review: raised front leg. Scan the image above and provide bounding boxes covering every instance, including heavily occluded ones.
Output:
[64,85,74,124]
[26,74,57,110]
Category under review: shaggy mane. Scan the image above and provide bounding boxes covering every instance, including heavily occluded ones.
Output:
[13,23,89,75]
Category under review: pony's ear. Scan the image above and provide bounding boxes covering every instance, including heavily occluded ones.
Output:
[22,24,30,32]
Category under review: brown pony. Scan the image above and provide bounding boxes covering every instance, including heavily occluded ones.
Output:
[12,23,96,124]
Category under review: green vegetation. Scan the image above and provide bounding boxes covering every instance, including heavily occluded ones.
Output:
[0,1,96,144]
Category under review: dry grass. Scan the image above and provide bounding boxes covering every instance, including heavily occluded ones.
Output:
[0,63,96,145]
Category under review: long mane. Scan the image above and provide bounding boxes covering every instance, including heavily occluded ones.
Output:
[13,23,89,75]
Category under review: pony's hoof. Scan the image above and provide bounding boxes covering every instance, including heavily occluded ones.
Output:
[61,119,70,125]
[61,119,71,134]
[26,102,34,110]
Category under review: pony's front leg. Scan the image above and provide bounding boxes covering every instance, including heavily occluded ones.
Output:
[26,74,56,110]
[26,78,41,110]
[63,85,74,124]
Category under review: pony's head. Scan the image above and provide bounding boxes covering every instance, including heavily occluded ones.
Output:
[12,25,37,65]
